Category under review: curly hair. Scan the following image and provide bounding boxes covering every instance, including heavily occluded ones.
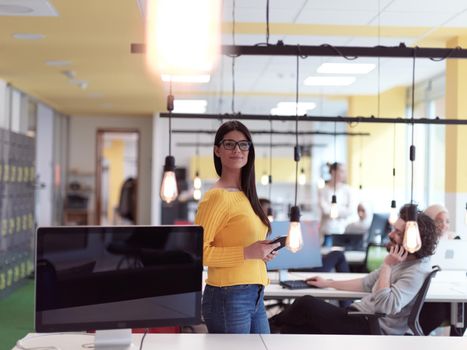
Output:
[399,204,438,259]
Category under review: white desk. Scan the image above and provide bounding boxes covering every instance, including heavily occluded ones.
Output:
[13,333,467,350]
[265,271,467,303]
[265,271,467,327]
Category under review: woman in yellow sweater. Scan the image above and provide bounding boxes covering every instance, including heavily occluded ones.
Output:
[195,120,280,334]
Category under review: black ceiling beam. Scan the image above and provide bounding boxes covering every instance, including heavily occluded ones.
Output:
[222,43,467,59]
[160,113,467,125]
[176,142,326,148]
[131,42,467,59]
[172,129,370,136]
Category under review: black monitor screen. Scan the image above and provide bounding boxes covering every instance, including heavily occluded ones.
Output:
[35,225,203,332]
[367,213,391,244]
[267,221,322,270]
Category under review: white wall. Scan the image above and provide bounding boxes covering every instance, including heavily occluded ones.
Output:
[69,115,153,224]
[0,80,10,129]
[35,103,54,226]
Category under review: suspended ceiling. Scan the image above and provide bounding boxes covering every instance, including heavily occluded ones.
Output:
[1,0,467,117]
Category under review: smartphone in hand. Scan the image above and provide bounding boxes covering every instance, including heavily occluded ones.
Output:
[270,236,287,252]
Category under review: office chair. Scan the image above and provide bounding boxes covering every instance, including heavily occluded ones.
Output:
[348,265,441,335]
[407,265,441,335]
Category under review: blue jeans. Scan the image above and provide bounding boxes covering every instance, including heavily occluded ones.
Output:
[202,284,270,334]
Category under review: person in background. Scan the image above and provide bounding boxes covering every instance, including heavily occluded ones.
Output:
[269,204,438,335]
[344,202,372,236]
[419,204,465,336]
[195,120,280,334]
[318,162,356,240]
[424,204,459,240]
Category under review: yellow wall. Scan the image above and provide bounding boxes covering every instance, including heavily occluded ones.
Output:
[103,140,125,222]
[445,36,467,193]
[347,87,408,193]
[189,155,311,183]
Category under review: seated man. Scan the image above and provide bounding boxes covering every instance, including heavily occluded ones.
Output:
[269,204,438,335]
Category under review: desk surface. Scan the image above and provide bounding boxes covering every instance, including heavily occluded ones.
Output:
[264,271,467,303]
[13,333,467,350]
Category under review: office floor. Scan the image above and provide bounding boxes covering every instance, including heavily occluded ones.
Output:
[0,280,34,350]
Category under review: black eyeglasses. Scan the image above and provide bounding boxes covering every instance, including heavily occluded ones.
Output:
[218,139,252,151]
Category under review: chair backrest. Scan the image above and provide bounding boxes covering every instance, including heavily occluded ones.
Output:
[407,265,441,336]
[364,243,388,272]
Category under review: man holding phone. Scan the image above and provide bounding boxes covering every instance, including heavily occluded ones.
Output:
[269,204,439,335]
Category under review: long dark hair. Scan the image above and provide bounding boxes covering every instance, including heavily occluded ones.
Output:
[213,120,271,232]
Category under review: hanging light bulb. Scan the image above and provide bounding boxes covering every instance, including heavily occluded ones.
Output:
[298,167,306,185]
[193,188,202,201]
[261,172,269,186]
[402,204,422,253]
[160,155,178,203]
[330,195,338,219]
[267,207,274,222]
[286,206,303,252]
[193,171,202,190]
[389,200,398,225]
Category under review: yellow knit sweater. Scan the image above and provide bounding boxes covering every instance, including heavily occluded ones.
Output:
[195,188,269,287]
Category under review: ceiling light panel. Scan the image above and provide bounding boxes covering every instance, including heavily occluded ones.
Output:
[173,100,207,114]
[46,60,72,67]
[12,33,45,40]
[0,0,58,16]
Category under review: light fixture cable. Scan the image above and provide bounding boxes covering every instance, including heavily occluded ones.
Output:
[402,48,422,254]
[294,53,300,206]
[266,0,270,45]
[268,117,273,200]
[285,49,303,253]
[168,80,173,156]
[231,0,236,114]
[410,50,416,204]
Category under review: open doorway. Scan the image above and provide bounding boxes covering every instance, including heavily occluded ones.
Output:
[96,129,140,225]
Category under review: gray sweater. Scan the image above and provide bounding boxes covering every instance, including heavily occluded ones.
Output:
[351,257,431,335]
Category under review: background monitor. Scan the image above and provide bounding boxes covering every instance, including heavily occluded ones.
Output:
[267,220,322,271]
[366,213,391,244]
[35,225,203,333]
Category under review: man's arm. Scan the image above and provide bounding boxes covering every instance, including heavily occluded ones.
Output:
[306,276,365,292]
[374,245,408,292]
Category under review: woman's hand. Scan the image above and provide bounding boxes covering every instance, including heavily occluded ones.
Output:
[244,240,280,260]
[383,244,408,266]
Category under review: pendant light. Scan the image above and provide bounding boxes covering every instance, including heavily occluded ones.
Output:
[160,81,179,203]
[403,52,421,254]
[267,118,274,222]
[261,152,269,186]
[329,122,338,220]
[389,123,398,225]
[286,52,303,253]
[298,167,306,185]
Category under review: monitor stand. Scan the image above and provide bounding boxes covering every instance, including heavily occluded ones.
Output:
[94,329,135,349]
[278,269,290,282]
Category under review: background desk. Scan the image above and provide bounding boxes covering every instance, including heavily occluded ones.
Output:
[13,333,467,350]
[264,271,467,327]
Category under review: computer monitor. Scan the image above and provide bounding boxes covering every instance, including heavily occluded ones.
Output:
[267,220,322,272]
[366,213,391,244]
[35,225,203,348]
